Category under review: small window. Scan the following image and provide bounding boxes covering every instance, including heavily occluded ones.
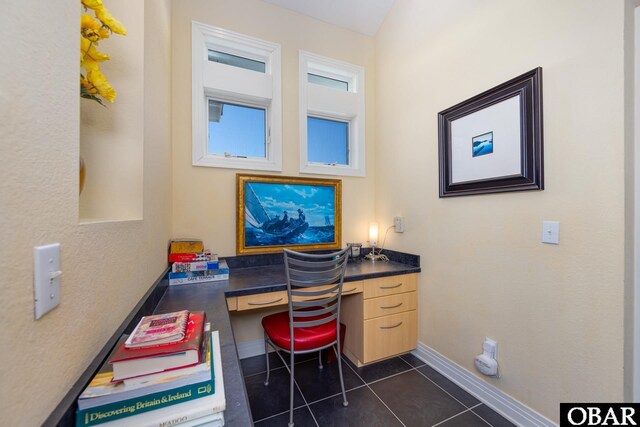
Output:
[208,100,266,158]
[299,51,365,176]
[308,73,348,91]
[208,50,266,73]
[307,117,348,165]
[192,22,281,171]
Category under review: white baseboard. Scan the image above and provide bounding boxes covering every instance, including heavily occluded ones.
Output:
[237,338,267,359]
[412,342,557,427]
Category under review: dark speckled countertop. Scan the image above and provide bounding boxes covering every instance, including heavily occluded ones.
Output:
[153,251,420,426]
[225,259,420,297]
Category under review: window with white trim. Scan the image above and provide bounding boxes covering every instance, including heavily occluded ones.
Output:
[299,51,365,176]
[192,22,281,171]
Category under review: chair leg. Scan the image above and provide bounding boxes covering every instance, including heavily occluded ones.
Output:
[334,344,349,407]
[264,332,270,386]
[289,349,295,427]
[318,350,323,370]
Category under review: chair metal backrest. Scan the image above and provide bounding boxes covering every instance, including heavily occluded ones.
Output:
[283,248,350,345]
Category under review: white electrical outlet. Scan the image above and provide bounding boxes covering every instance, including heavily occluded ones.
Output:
[394,216,404,233]
[483,338,497,359]
[475,337,499,376]
[33,243,62,319]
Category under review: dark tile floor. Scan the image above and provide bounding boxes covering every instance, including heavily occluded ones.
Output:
[241,352,517,427]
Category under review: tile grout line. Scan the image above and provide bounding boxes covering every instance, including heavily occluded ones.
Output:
[252,401,309,425]
[305,357,372,425]
[290,362,320,427]
[471,406,501,427]
[407,357,510,426]
[244,364,286,380]
[251,356,369,425]
[431,403,486,427]
[399,354,427,369]
[413,364,480,410]
[251,354,497,427]
[242,354,321,379]
[347,358,479,427]
[249,356,316,425]
[342,356,408,427]
[365,366,421,386]
[306,383,369,406]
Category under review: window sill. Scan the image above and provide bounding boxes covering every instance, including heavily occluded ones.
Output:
[300,163,365,177]
[193,154,282,172]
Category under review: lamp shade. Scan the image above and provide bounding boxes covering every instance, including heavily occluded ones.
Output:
[369,222,379,246]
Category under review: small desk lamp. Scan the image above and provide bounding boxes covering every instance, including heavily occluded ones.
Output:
[365,222,383,261]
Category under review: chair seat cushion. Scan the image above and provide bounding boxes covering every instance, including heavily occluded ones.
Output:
[262,308,337,351]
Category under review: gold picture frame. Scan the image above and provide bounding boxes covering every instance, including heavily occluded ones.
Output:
[236,174,342,255]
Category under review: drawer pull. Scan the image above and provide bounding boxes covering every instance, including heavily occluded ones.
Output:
[333,287,357,294]
[380,302,403,309]
[380,283,403,289]
[247,297,283,306]
[380,321,403,330]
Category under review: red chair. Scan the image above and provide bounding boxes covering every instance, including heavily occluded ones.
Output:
[261,248,350,427]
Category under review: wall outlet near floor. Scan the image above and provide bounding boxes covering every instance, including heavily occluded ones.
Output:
[475,337,499,376]
[393,216,404,233]
[483,338,497,359]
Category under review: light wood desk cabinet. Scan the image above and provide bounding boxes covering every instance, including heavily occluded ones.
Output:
[342,273,418,366]
[226,272,418,366]
[228,282,364,311]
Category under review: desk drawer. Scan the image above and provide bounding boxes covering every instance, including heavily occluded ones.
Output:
[364,274,417,299]
[364,291,416,319]
[293,281,363,301]
[235,281,363,311]
[338,281,363,296]
[237,291,288,311]
[363,310,417,363]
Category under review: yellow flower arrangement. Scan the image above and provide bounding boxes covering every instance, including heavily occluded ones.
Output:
[80,0,126,105]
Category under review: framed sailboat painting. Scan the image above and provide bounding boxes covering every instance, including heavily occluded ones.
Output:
[236,174,342,255]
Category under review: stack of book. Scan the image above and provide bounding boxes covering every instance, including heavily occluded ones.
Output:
[76,310,226,427]
[168,240,229,286]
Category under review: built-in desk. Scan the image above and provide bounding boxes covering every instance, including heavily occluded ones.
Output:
[47,251,420,427]
[226,270,419,366]
[153,253,420,425]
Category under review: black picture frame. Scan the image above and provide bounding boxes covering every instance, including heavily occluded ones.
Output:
[438,67,543,197]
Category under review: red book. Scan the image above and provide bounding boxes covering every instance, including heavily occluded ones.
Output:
[109,311,206,381]
[168,251,211,263]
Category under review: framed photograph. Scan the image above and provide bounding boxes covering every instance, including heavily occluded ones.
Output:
[438,67,543,197]
[236,174,342,255]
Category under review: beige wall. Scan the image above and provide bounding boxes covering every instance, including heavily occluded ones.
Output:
[171,0,377,344]
[80,1,144,221]
[170,0,376,256]
[0,1,172,425]
[0,0,631,424]
[375,0,626,421]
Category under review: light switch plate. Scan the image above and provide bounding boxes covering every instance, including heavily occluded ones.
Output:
[33,243,61,319]
[542,221,560,244]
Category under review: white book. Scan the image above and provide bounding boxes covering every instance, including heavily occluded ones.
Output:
[169,272,229,286]
[179,412,224,427]
[99,331,226,427]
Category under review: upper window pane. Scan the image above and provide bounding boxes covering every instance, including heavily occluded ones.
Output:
[208,100,266,158]
[208,50,266,73]
[308,73,349,91]
[307,117,349,165]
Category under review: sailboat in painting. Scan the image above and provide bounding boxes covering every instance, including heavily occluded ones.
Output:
[245,184,309,240]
